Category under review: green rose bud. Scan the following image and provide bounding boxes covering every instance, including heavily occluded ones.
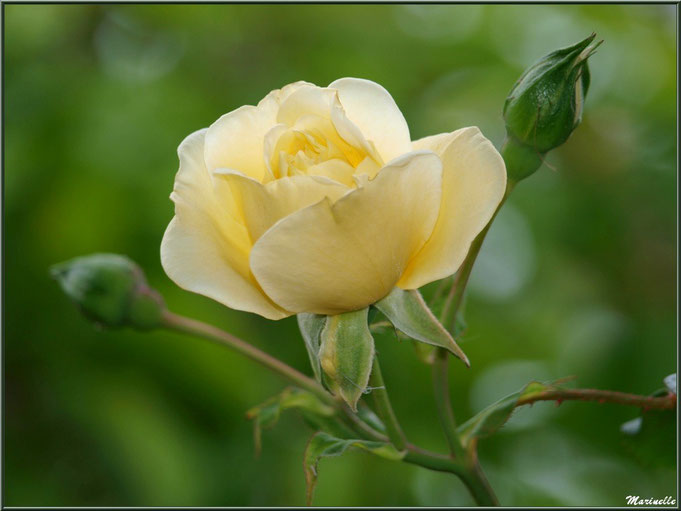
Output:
[502,33,602,181]
[51,253,165,330]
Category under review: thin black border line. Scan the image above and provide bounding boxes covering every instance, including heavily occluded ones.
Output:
[2,2,6,510]
[0,1,680,5]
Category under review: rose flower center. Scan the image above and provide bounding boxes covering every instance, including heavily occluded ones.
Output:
[264,115,381,187]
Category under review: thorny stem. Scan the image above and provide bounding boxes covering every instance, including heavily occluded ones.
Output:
[516,387,677,410]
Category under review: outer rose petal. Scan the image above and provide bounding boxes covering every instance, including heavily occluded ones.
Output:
[258,81,315,110]
[204,101,277,182]
[276,85,336,126]
[397,127,507,290]
[214,171,350,241]
[328,77,412,163]
[161,129,290,320]
[250,151,442,315]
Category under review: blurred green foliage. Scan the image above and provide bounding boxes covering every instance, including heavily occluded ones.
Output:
[4,4,676,506]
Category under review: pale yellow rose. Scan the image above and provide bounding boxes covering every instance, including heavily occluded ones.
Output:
[161,78,506,319]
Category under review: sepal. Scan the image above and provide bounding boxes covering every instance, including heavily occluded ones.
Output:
[297,313,327,382]
[319,308,375,411]
[375,287,469,367]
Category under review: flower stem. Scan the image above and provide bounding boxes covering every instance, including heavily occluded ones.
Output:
[431,186,512,458]
[368,356,408,451]
[432,348,466,460]
[459,470,498,507]
[403,448,465,476]
[403,441,498,506]
[430,183,514,506]
[432,349,498,506]
[516,387,677,410]
[161,310,337,407]
[459,438,499,507]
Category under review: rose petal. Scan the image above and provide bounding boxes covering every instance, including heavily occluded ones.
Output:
[398,127,507,289]
[304,159,357,187]
[278,86,382,167]
[161,129,289,319]
[250,151,442,314]
[214,171,349,241]
[330,99,383,166]
[329,77,412,163]
[258,80,315,110]
[204,102,277,182]
[277,85,336,127]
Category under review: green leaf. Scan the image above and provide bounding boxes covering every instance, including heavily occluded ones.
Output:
[246,387,336,456]
[457,381,552,448]
[303,432,405,505]
[374,287,469,367]
[297,313,327,382]
[319,308,375,412]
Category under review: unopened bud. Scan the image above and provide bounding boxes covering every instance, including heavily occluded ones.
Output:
[51,253,165,330]
[502,33,602,181]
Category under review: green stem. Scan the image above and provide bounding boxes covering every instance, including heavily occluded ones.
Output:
[501,136,543,182]
[432,348,466,460]
[432,349,498,505]
[430,182,514,505]
[404,441,497,506]
[403,448,465,476]
[432,186,512,456]
[368,356,408,451]
[459,440,499,507]
[161,310,337,407]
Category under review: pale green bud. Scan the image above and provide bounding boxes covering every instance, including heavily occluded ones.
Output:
[51,253,165,330]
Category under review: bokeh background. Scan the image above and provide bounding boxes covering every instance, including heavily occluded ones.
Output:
[4,4,677,506]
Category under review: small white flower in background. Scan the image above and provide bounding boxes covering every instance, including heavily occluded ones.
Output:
[161,78,506,319]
